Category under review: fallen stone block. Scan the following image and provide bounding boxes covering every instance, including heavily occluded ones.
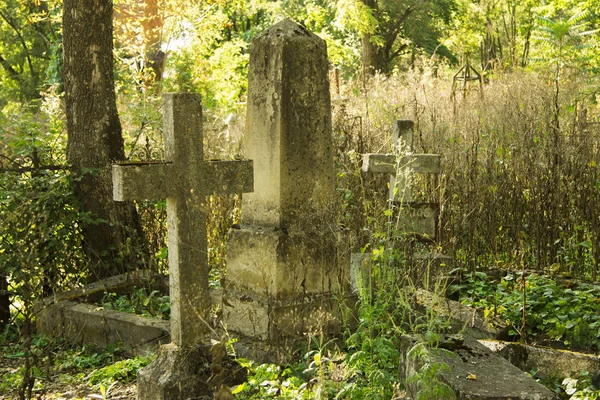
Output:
[36,270,167,308]
[479,340,600,381]
[399,334,558,400]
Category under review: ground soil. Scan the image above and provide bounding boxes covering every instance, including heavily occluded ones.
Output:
[0,352,137,400]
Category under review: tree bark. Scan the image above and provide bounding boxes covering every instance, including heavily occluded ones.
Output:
[0,274,9,330]
[360,0,378,76]
[63,0,145,279]
[142,0,165,82]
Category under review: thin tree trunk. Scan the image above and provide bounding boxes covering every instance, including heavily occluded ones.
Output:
[142,0,165,82]
[360,0,378,77]
[0,274,9,330]
[63,0,145,279]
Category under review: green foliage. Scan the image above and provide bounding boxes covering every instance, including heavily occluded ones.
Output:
[232,360,310,399]
[101,287,170,320]
[562,371,600,400]
[451,272,600,350]
[532,9,599,76]
[58,344,123,371]
[0,99,86,302]
[0,0,62,103]
[0,331,154,398]
[86,355,154,388]
[405,338,456,400]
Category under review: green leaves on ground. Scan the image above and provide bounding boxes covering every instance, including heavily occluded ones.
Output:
[451,271,600,351]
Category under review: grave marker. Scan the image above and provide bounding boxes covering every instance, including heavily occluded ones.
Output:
[353,120,450,292]
[112,93,253,398]
[400,334,557,400]
[224,19,348,362]
[362,119,440,238]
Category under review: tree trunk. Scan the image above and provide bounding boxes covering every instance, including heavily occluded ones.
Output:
[0,274,9,330]
[360,0,378,76]
[361,33,376,77]
[63,0,145,280]
[142,0,165,82]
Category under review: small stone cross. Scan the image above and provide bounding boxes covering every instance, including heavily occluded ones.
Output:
[362,120,440,237]
[112,93,253,347]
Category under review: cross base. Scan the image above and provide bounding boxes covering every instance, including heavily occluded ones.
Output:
[137,343,247,400]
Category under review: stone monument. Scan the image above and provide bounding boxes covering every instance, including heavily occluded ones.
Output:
[362,120,440,238]
[224,19,348,362]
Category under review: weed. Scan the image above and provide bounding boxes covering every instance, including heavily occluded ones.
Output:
[87,355,154,388]
[101,287,170,320]
[450,271,600,351]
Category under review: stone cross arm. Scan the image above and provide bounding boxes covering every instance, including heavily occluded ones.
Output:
[362,153,441,175]
[112,159,253,201]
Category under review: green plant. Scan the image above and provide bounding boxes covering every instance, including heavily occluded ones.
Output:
[101,287,170,320]
[57,344,124,371]
[87,355,154,388]
[562,371,600,400]
[451,272,600,350]
[232,360,308,399]
[405,334,456,400]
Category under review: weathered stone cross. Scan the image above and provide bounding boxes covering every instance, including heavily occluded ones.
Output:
[362,120,440,238]
[112,93,253,347]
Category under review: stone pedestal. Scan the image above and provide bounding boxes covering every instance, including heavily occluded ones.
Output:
[137,344,213,399]
[226,227,347,361]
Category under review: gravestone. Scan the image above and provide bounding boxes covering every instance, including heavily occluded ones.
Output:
[354,120,450,290]
[224,19,348,362]
[113,93,253,399]
[362,120,440,238]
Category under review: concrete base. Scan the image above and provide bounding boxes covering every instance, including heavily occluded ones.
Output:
[226,226,344,298]
[225,225,351,363]
[350,251,452,293]
[224,288,355,363]
[35,271,224,354]
[137,343,247,400]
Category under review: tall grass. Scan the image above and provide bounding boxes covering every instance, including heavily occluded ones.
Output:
[334,68,600,280]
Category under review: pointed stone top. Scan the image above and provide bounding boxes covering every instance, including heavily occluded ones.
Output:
[258,18,315,40]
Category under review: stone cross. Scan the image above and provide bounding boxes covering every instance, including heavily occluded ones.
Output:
[112,93,253,347]
[362,120,440,238]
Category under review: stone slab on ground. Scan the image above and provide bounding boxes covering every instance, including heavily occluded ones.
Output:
[36,271,223,354]
[480,340,600,380]
[37,300,170,353]
[399,334,558,400]
[415,289,509,340]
